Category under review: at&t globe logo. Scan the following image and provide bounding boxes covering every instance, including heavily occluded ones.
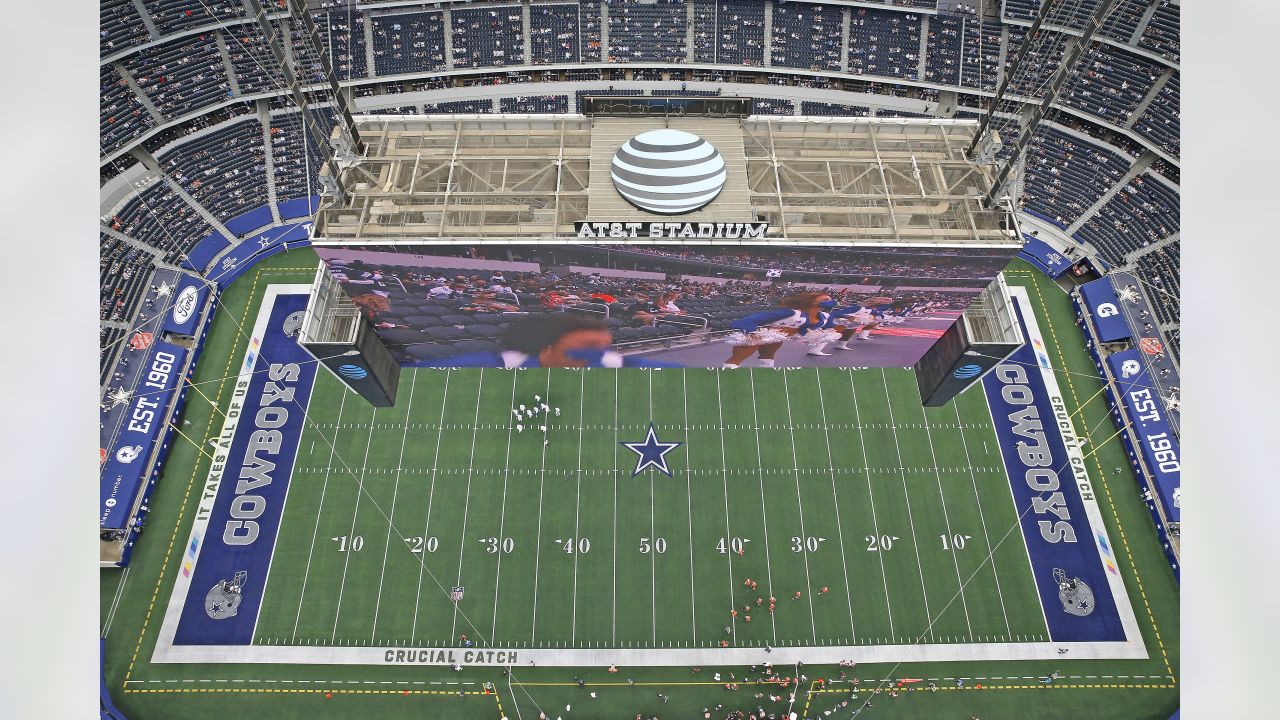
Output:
[338,364,368,380]
[610,129,727,214]
[952,363,983,380]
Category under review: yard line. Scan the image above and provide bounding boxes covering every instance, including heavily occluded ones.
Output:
[953,400,1013,637]
[411,369,451,640]
[371,369,417,641]
[528,372,552,642]
[331,406,378,641]
[878,369,934,641]
[450,370,487,641]
[570,371,585,642]
[813,370,857,641]
[292,389,347,640]
[846,369,894,638]
[713,372,737,644]
[918,402,975,640]
[681,370,697,645]
[746,369,779,643]
[489,372,520,641]
[779,371,818,640]
[647,371,657,645]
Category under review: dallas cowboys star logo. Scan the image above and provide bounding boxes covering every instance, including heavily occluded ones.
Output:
[620,423,683,477]
[257,234,274,249]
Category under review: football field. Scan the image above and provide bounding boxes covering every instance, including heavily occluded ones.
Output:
[251,365,1049,654]
[107,257,1179,719]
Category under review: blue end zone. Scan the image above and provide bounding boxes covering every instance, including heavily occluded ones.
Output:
[173,292,316,645]
[983,297,1126,643]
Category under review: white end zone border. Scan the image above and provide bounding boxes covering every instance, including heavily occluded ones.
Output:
[151,285,1148,667]
[1005,286,1144,651]
[153,284,312,662]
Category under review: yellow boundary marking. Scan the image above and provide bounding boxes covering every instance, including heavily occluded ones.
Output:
[121,267,310,686]
[1020,274,1176,682]
[122,268,267,687]
[119,266,1178,706]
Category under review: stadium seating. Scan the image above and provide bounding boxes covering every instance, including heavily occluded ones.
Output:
[500,95,569,113]
[715,1,766,67]
[1020,125,1131,230]
[110,179,212,264]
[101,65,157,154]
[159,119,268,222]
[770,2,842,72]
[580,1,604,62]
[100,233,154,326]
[423,100,496,113]
[270,109,332,203]
[1138,241,1180,327]
[530,3,581,64]
[452,5,525,68]
[145,0,243,35]
[1138,1,1180,61]
[607,0,688,64]
[750,97,793,116]
[1131,74,1179,158]
[123,34,232,119]
[801,102,870,117]
[371,9,447,76]
[1002,0,1148,46]
[847,7,921,80]
[98,0,1183,350]
[1076,172,1179,268]
[100,0,150,58]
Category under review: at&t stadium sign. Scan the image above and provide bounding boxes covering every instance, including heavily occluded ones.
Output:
[574,221,769,239]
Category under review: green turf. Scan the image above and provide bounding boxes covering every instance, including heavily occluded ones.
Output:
[101,253,1179,719]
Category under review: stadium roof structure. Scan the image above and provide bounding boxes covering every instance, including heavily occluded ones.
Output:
[311,114,1020,249]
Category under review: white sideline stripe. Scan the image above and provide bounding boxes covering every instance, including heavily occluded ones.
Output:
[152,638,1147,666]
[153,284,312,659]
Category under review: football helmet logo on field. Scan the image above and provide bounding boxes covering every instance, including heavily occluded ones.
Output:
[1053,568,1095,617]
[205,571,248,620]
